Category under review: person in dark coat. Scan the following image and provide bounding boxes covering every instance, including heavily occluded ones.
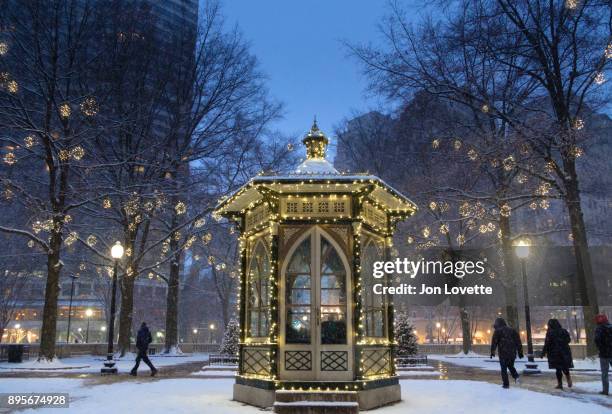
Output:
[490,317,523,388]
[541,319,573,389]
[594,314,612,395]
[130,322,158,376]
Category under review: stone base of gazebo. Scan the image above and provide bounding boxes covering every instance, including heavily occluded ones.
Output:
[233,378,401,410]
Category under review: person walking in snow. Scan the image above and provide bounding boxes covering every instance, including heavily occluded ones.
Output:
[130,322,158,377]
[541,319,573,390]
[595,314,612,395]
[490,317,523,388]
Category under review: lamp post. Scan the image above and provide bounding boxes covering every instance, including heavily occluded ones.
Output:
[85,308,93,343]
[66,273,79,343]
[102,241,123,375]
[209,323,215,343]
[435,322,441,344]
[192,328,198,344]
[572,310,580,343]
[515,240,540,374]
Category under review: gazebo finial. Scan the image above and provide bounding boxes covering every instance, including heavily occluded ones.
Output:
[303,118,328,159]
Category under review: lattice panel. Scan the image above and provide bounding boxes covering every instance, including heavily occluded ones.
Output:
[245,204,269,232]
[281,197,351,218]
[361,348,391,377]
[321,351,348,371]
[362,202,387,230]
[242,347,271,376]
[285,351,312,371]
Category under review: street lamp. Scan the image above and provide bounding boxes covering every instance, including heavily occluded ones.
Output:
[192,328,198,344]
[436,322,441,344]
[209,323,215,343]
[66,273,79,343]
[515,240,540,374]
[102,241,123,375]
[571,310,580,343]
[85,308,93,343]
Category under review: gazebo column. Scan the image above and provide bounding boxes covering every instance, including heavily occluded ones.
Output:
[384,235,396,377]
[238,226,247,376]
[351,221,364,381]
[269,221,280,380]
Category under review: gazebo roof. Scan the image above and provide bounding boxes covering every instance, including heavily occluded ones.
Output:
[214,121,417,216]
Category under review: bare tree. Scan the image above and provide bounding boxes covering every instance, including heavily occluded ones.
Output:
[0,0,115,360]
[348,0,611,355]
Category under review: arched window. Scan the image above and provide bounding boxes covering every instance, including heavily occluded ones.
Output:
[362,239,386,337]
[285,237,311,344]
[247,241,270,338]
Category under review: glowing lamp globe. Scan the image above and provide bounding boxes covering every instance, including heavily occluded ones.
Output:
[85,309,93,317]
[515,240,530,259]
[110,241,124,259]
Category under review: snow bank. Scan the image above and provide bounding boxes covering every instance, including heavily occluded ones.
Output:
[0,353,210,373]
[0,378,606,414]
[380,380,607,414]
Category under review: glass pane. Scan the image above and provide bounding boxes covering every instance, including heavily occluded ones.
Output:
[286,307,311,343]
[321,308,346,344]
[290,274,311,289]
[321,289,343,306]
[260,311,269,337]
[286,238,312,344]
[366,310,385,337]
[249,311,258,336]
[247,242,270,337]
[288,238,311,273]
[362,240,386,337]
[321,238,343,273]
[320,237,347,344]
[288,274,311,305]
[290,289,311,305]
[321,274,341,289]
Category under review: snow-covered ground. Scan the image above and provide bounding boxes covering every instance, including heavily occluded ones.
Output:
[0,378,608,414]
[430,352,601,374]
[0,353,210,373]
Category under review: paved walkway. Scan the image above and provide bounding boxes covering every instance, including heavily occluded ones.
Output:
[426,358,612,410]
[2,358,610,410]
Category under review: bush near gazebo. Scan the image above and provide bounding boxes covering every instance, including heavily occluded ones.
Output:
[395,313,418,356]
[220,318,240,356]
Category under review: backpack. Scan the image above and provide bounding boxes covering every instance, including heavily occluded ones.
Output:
[497,327,518,357]
[600,324,612,356]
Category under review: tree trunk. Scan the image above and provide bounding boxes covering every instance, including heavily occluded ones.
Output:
[459,304,472,354]
[564,159,599,356]
[499,215,520,330]
[118,263,135,356]
[38,232,63,361]
[164,249,181,353]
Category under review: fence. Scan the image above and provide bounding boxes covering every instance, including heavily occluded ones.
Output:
[0,343,220,359]
[417,343,589,359]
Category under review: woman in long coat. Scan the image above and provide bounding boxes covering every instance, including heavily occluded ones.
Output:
[541,319,573,389]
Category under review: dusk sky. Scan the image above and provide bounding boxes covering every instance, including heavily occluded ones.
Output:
[221,0,404,153]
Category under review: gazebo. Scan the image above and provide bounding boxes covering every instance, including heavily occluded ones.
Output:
[214,121,416,410]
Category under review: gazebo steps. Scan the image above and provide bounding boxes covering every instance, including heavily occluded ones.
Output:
[275,390,358,403]
[273,401,359,414]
